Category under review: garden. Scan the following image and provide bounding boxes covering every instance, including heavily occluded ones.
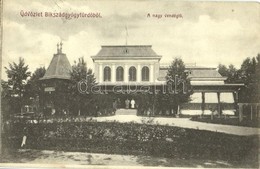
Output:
[2,120,259,167]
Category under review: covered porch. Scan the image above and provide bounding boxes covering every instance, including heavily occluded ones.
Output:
[181,84,244,116]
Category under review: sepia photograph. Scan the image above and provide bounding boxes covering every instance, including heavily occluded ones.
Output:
[0,0,259,168]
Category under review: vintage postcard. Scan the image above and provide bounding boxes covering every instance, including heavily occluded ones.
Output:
[0,0,259,168]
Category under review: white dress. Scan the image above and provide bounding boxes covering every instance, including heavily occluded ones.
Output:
[131,100,135,108]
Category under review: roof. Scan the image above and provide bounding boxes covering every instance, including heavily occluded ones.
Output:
[41,53,72,80]
[92,45,162,60]
[186,66,216,70]
[157,66,224,81]
[160,64,216,70]
[188,69,223,78]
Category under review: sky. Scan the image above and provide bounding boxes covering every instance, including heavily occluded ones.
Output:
[1,0,260,80]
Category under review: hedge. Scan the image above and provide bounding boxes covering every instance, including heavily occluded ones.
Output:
[3,121,258,165]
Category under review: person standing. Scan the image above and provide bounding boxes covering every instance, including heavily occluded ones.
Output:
[21,126,28,148]
[95,105,99,117]
[131,99,135,109]
[112,100,117,114]
[117,98,121,109]
[125,99,130,109]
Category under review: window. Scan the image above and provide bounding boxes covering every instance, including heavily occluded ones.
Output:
[103,66,111,82]
[142,66,149,81]
[205,93,218,103]
[220,92,234,103]
[116,66,124,81]
[129,66,136,81]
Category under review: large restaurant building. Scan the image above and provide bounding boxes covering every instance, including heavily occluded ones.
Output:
[41,44,243,115]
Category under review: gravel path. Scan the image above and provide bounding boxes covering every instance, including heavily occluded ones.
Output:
[1,149,236,168]
[92,115,259,136]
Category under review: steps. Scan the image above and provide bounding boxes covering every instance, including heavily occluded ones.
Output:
[116,109,137,115]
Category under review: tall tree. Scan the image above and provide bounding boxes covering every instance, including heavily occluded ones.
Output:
[4,57,31,113]
[218,64,229,77]
[240,57,256,85]
[218,64,241,83]
[254,54,260,85]
[165,58,192,115]
[25,67,46,98]
[227,64,239,83]
[69,57,96,115]
[1,80,12,119]
[218,55,259,103]
[23,67,46,114]
[239,55,260,103]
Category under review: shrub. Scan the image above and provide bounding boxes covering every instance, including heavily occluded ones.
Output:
[5,121,258,165]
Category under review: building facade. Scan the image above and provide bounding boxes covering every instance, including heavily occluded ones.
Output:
[92,45,244,115]
[40,44,243,115]
[91,45,162,85]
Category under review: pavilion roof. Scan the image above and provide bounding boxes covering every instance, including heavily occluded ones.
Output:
[41,52,72,80]
[188,69,222,78]
[157,66,224,81]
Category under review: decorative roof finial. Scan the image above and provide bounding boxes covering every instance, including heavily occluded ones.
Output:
[57,43,60,53]
[60,41,63,53]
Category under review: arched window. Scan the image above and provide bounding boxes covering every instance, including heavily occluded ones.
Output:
[116,66,124,81]
[129,66,136,81]
[142,66,149,81]
[103,66,111,82]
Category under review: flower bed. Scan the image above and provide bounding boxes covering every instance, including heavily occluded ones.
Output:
[4,121,258,165]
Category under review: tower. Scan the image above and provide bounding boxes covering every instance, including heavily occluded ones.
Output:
[40,42,72,115]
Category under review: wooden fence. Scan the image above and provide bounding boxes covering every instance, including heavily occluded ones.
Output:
[238,103,260,122]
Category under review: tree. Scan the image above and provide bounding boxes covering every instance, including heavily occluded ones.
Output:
[240,57,256,85]
[164,58,192,115]
[4,57,31,113]
[218,64,229,77]
[135,58,192,117]
[218,64,241,83]
[69,57,97,116]
[137,89,160,116]
[254,54,260,85]
[1,80,12,120]
[25,67,46,98]
[239,55,260,103]
[23,67,46,114]
[27,67,46,94]
[218,54,259,103]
